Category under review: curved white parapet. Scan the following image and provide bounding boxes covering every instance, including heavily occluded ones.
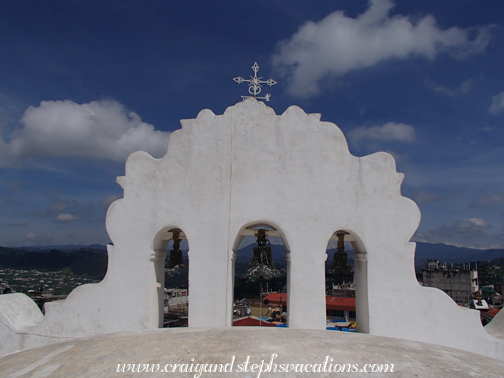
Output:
[1,99,503,360]
[485,305,504,339]
[0,293,74,356]
[0,293,43,331]
[1,328,504,377]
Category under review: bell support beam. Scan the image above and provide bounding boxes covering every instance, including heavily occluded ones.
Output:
[328,233,356,242]
[238,229,283,238]
[162,231,187,241]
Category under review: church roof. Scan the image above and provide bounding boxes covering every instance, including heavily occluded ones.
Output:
[1,328,503,377]
[262,293,356,312]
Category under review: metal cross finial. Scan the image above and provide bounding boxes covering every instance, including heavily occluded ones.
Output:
[233,62,277,102]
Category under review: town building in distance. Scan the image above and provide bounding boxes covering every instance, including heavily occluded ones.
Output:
[422,259,479,307]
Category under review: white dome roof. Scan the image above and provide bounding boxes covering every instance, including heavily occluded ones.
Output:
[1,328,503,377]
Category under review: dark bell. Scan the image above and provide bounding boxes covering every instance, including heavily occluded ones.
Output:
[246,229,280,279]
[328,231,353,283]
[166,230,186,269]
[166,249,185,269]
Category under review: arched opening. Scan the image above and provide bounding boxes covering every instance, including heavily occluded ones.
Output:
[152,227,189,328]
[325,230,369,333]
[231,222,290,328]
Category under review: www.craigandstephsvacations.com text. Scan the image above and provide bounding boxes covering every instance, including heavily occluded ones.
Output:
[116,354,394,377]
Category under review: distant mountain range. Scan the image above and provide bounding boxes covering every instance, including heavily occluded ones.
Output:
[2,242,503,292]
[0,246,107,279]
[17,244,108,252]
[3,242,504,270]
[414,242,504,264]
[237,242,504,266]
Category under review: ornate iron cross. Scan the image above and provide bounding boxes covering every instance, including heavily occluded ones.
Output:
[233,62,277,101]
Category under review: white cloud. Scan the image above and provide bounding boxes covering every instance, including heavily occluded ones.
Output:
[460,78,476,94]
[19,232,54,246]
[412,190,442,204]
[489,91,504,114]
[49,203,67,212]
[348,122,415,144]
[414,218,493,248]
[55,213,79,222]
[428,83,457,97]
[100,194,122,208]
[470,191,504,209]
[0,99,170,165]
[427,77,479,96]
[454,218,491,233]
[25,232,37,239]
[0,93,23,129]
[273,0,491,97]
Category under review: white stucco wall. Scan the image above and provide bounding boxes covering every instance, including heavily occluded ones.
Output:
[1,99,503,359]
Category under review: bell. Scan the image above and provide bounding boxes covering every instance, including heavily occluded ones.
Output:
[328,231,353,283]
[246,229,280,279]
[166,229,186,269]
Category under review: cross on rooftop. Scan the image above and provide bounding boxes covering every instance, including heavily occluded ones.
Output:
[233,62,277,102]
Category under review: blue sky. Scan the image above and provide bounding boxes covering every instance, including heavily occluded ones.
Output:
[0,0,503,249]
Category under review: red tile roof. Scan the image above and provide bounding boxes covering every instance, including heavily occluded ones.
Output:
[326,296,355,312]
[487,308,501,318]
[233,317,276,327]
[262,294,355,312]
[262,293,287,305]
